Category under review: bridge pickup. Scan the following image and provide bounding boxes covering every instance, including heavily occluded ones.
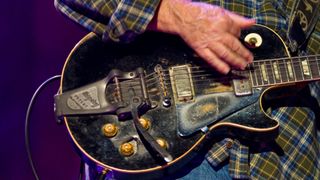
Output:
[169,65,195,104]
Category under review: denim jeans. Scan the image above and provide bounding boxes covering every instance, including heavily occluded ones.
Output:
[86,150,231,180]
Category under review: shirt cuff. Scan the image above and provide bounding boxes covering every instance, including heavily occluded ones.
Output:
[102,0,161,42]
[205,138,250,179]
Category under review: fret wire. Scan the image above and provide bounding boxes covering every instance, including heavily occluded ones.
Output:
[309,57,313,79]
[306,57,313,79]
[278,60,287,82]
[256,61,261,85]
[277,60,283,83]
[278,59,285,82]
[253,62,259,86]
[315,57,320,76]
[264,61,271,85]
[248,65,256,87]
[317,56,320,77]
[256,61,263,86]
[292,61,301,81]
[308,56,319,78]
[262,61,268,85]
[298,57,305,80]
[269,60,276,84]
[289,56,297,82]
[285,59,292,82]
[261,61,269,85]
[283,59,289,82]
[268,61,276,84]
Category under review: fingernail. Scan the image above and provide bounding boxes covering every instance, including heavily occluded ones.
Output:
[222,67,231,74]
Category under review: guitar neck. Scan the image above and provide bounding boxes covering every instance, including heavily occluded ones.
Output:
[249,54,320,87]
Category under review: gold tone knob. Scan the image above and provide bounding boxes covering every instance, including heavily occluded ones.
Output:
[120,143,134,156]
[102,123,118,137]
[139,117,151,130]
[248,38,257,46]
[156,138,168,149]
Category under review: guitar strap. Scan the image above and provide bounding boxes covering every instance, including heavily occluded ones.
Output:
[287,0,320,53]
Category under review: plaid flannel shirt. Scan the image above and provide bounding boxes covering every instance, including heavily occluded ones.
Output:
[55,0,320,179]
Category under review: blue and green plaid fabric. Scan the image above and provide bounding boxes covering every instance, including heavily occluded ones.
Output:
[55,0,320,179]
[54,0,161,42]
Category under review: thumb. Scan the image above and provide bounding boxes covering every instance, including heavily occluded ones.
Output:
[228,12,256,28]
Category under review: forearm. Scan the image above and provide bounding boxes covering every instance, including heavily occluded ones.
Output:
[54,0,116,36]
[54,0,161,42]
[55,0,255,74]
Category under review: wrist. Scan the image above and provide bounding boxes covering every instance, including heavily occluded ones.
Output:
[147,0,190,35]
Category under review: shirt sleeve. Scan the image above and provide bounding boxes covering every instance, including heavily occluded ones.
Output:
[54,0,161,42]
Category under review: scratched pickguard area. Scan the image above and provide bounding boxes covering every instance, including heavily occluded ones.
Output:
[176,90,261,136]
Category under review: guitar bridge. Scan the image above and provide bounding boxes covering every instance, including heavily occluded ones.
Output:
[169,65,195,104]
[231,70,252,96]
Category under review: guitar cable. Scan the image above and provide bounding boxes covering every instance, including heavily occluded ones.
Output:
[25,75,61,180]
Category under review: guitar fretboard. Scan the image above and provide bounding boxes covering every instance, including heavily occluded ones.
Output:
[248,54,320,87]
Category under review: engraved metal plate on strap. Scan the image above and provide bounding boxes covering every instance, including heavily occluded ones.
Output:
[169,65,195,104]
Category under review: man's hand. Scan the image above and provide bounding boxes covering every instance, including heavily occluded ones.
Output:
[148,0,255,74]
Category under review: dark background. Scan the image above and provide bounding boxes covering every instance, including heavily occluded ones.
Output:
[1,0,88,179]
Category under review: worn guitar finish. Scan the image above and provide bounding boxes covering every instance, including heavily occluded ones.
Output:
[56,25,320,173]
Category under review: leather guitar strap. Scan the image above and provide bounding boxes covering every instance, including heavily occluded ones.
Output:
[287,0,320,53]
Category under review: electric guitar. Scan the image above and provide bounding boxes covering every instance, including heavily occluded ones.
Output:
[55,24,320,174]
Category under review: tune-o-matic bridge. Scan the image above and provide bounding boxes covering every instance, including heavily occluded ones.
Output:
[169,65,195,104]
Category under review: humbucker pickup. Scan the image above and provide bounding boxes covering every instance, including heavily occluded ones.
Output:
[169,65,195,104]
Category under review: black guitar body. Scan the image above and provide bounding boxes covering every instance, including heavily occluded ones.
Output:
[58,25,287,174]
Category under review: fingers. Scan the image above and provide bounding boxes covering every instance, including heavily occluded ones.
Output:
[218,12,254,38]
[221,33,254,63]
[162,2,256,74]
[228,21,241,37]
[196,48,230,74]
[209,41,248,70]
[195,33,253,74]
[227,12,256,28]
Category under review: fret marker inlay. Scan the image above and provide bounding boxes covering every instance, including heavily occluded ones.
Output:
[273,62,280,80]
[301,60,310,76]
[286,61,294,79]
[261,64,268,82]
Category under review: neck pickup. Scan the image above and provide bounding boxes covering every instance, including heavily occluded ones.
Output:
[169,65,195,104]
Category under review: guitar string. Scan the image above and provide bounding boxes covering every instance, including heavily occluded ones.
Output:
[114,54,320,84]
[111,75,320,101]
[156,60,320,78]
[142,55,320,77]
[106,55,320,100]
[156,62,320,75]
[154,59,320,74]
[121,60,320,87]
[143,55,320,76]
[115,60,320,90]
[109,68,320,100]
[110,74,320,100]
[109,56,320,90]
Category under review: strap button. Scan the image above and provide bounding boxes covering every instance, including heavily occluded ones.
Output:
[226,141,233,149]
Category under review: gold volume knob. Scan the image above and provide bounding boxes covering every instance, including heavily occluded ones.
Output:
[102,123,118,137]
[120,142,134,156]
[139,117,151,130]
[156,138,168,149]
